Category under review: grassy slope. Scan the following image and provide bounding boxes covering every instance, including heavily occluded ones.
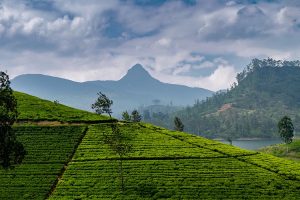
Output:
[5,92,300,199]
[0,92,113,199]
[0,126,86,199]
[50,123,300,200]
[259,140,300,162]
[15,91,111,122]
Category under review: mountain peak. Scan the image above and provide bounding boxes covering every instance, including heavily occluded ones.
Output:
[127,63,149,75]
[120,64,154,82]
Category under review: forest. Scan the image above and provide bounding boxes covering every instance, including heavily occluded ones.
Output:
[142,58,300,139]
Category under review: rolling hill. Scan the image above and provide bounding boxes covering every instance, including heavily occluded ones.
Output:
[1,91,300,199]
[14,91,112,123]
[145,58,300,139]
[11,64,213,116]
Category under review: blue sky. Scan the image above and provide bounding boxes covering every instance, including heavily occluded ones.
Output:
[1,0,300,91]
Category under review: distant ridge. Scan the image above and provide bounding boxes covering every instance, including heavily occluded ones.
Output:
[12,64,213,116]
[158,58,300,139]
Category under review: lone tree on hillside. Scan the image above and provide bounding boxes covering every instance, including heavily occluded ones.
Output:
[91,92,113,118]
[103,124,132,191]
[131,110,142,122]
[91,93,133,192]
[174,116,184,132]
[0,71,26,169]
[121,111,131,121]
[278,116,294,145]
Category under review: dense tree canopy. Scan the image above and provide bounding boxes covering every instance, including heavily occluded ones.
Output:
[121,111,131,121]
[142,58,300,139]
[0,71,26,169]
[131,110,142,122]
[278,116,294,144]
[91,92,113,118]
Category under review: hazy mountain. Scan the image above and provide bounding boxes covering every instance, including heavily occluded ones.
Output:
[12,64,213,116]
[145,59,300,139]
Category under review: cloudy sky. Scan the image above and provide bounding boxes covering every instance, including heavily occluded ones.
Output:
[1,0,300,91]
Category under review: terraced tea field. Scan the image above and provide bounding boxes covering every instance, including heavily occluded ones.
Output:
[1,92,300,199]
[50,123,300,199]
[0,126,87,199]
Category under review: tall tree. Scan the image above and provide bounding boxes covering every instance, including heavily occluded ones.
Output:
[174,116,184,132]
[131,110,142,122]
[278,116,294,144]
[92,93,133,191]
[91,92,113,118]
[0,71,26,169]
[103,124,132,191]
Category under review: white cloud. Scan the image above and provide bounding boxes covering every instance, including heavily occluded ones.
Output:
[1,0,300,91]
[150,62,237,91]
[203,64,236,90]
[226,1,237,6]
[23,17,44,34]
[155,38,172,47]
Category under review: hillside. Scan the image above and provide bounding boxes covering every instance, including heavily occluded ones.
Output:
[15,92,111,123]
[50,123,300,199]
[259,139,300,162]
[1,91,300,199]
[11,64,213,116]
[0,126,87,199]
[146,58,300,139]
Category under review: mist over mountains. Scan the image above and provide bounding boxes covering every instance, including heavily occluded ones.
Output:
[12,64,213,116]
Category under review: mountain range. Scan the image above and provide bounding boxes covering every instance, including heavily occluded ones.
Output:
[11,64,213,116]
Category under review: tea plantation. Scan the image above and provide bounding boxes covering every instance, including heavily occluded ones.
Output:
[50,123,300,199]
[1,92,300,199]
[0,126,87,199]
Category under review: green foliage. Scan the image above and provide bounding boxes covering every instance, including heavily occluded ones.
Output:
[15,92,110,122]
[174,116,184,131]
[0,72,26,169]
[121,111,131,121]
[51,123,300,199]
[4,86,300,199]
[260,139,300,161]
[135,180,158,198]
[91,92,113,118]
[147,58,300,139]
[0,72,18,125]
[72,124,223,161]
[0,125,86,199]
[278,116,294,144]
[131,110,142,122]
[105,124,133,157]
